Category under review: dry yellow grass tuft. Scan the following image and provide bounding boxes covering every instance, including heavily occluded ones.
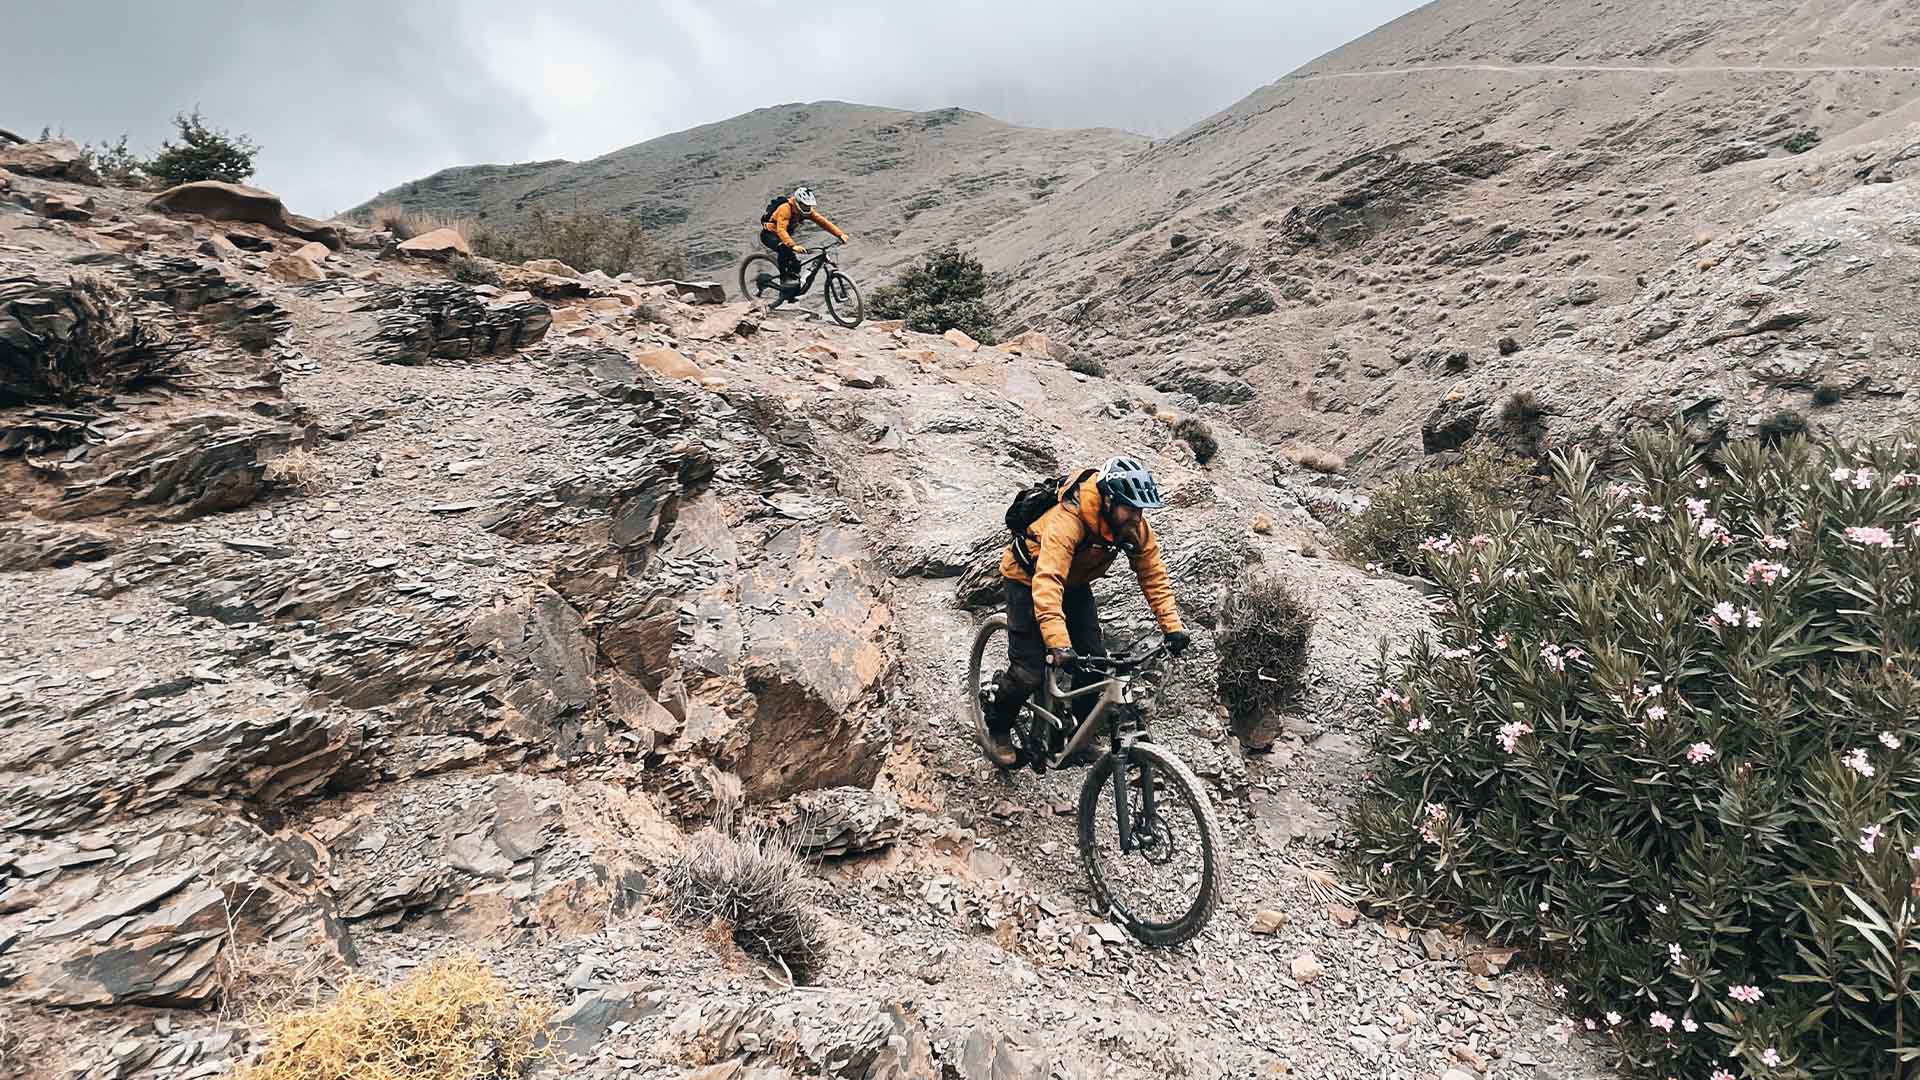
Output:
[262,447,329,493]
[230,955,549,1080]
[1284,444,1346,475]
[364,204,476,244]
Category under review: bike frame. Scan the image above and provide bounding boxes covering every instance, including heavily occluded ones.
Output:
[767,240,843,299]
[1030,648,1170,855]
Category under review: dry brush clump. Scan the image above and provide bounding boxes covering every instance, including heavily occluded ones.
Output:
[230,954,547,1080]
[1214,570,1317,733]
[1174,416,1219,465]
[663,827,827,983]
[1284,443,1347,475]
[469,207,686,280]
[261,447,330,493]
[1353,427,1920,1080]
[363,205,476,243]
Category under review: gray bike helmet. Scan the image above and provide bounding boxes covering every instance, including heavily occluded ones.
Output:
[793,186,818,212]
[1097,455,1165,509]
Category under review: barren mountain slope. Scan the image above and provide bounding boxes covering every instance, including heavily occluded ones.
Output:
[357,101,1146,278]
[975,0,1920,472]
[0,164,1614,1078]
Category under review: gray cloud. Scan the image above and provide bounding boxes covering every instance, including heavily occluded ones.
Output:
[2,0,1423,215]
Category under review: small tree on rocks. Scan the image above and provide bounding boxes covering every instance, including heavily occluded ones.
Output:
[144,108,258,186]
[869,245,997,343]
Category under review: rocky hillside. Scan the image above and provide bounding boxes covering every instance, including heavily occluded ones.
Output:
[973,0,1920,473]
[356,101,1146,278]
[0,157,1610,1079]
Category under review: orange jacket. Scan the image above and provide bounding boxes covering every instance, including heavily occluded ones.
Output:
[1000,472,1184,650]
[766,199,847,246]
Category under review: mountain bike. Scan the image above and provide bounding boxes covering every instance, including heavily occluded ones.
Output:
[737,239,864,328]
[966,616,1223,946]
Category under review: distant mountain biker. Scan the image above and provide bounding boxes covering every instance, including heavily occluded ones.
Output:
[979,456,1190,768]
[761,186,850,284]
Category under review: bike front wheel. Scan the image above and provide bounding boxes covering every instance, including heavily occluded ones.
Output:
[738,252,782,306]
[1077,740,1222,946]
[825,270,864,328]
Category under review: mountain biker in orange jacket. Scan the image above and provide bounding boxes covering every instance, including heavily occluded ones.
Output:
[979,456,1190,768]
[762,186,849,282]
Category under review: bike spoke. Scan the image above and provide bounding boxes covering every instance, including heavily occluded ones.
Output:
[1084,756,1211,933]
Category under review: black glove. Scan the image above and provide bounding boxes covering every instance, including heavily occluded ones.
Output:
[1048,647,1080,670]
[1165,631,1192,658]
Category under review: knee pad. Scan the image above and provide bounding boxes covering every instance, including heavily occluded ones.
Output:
[1000,664,1043,695]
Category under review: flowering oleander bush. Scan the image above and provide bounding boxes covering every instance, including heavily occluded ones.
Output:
[1351,427,1920,1080]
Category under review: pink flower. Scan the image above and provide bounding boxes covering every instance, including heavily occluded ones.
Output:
[1497,720,1534,753]
[1379,861,1394,874]
[1407,715,1432,733]
[1685,497,1710,520]
[1605,1011,1622,1026]
[1584,1018,1598,1031]
[1861,823,1884,854]
[1744,560,1789,585]
[1492,633,1509,650]
[1853,466,1877,489]
[1714,601,1741,626]
[1378,687,1408,710]
[1647,704,1670,722]
[1895,473,1920,489]
[1881,731,1902,749]
[1668,942,1686,964]
[1541,642,1567,672]
[1552,983,1567,998]
[1687,741,1716,764]
[1420,534,1461,555]
[1845,748,1876,778]
[1762,1048,1782,1067]
[1468,533,1492,548]
[1712,1071,1735,1080]
[1682,1017,1698,1033]
[1419,803,1448,844]
[1845,525,1897,548]
[1696,476,1712,489]
[1579,547,1597,559]
[1697,516,1729,541]
[1650,1011,1674,1032]
[1630,501,1666,522]
[1763,534,1790,550]
[1833,466,1855,482]
[1745,607,1763,628]
[1729,985,1764,1004]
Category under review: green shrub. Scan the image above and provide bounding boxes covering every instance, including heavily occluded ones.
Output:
[1350,426,1920,1080]
[1066,353,1106,378]
[472,207,686,280]
[1175,416,1219,465]
[145,109,258,186]
[83,135,144,186]
[868,245,997,344]
[1215,571,1316,730]
[1336,449,1533,576]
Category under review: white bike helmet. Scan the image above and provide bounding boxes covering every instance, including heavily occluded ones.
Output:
[793,186,818,212]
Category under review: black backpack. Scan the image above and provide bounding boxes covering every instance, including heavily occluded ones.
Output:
[761,194,787,226]
[1006,469,1096,572]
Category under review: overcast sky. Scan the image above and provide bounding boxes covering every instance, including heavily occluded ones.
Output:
[3,0,1425,216]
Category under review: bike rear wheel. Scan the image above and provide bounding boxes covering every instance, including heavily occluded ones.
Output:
[738,253,782,306]
[825,270,864,328]
[967,613,1029,767]
[1077,740,1222,946]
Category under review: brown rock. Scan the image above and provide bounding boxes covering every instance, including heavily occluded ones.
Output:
[632,346,706,383]
[41,193,94,221]
[292,240,331,263]
[396,227,472,258]
[867,318,906,333]
[1329,904,1360,928]
[267,253,325,283]
[521,257,579,278]
[147,181,341,249]
[0,139,90,180]
[837,365,886,389]
[944,327,982,352]
[1290,951,1325,984]
[1251,909,1289,935]
[198,234,242,261]
[1252,514,1276,535]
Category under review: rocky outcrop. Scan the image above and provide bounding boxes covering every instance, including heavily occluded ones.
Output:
[0,274,183,406]
[146,181,342,250]
[344,281,552,364]
[396,227,472,259]
[1146,355,1256,405]
[0,138,93,182]
[674,993,937,1079]
[45,413,293,521]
